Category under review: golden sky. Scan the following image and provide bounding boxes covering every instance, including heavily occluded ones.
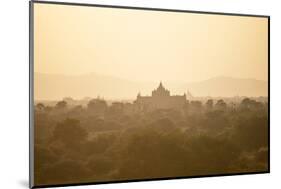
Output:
[34,3,268,82]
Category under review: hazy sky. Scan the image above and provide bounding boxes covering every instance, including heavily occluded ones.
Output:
[34,3,268,82]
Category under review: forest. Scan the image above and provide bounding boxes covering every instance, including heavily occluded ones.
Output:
[34,97,268,186]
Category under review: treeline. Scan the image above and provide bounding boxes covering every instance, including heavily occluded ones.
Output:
[34,98,268,185]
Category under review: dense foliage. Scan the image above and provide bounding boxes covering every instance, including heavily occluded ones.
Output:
[34,98,268,185]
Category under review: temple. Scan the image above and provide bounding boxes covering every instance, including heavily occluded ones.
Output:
[135,82,188,110]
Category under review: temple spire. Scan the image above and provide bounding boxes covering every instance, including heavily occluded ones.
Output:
[159,81,163,88]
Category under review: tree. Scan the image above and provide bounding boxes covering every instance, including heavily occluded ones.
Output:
[87,99,107,115]
[240,98,251,109]
[189,100,202,114]
[106,102,124,119]
[36,103,45,111]
[240,98,264,110]
[55,100,67,109]
[205,99,213,110]
[215,99,227,110]
[52,118,88,147]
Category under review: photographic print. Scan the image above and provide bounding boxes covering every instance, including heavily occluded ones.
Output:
[30,1,269,188]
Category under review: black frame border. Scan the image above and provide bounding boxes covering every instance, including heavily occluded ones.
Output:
[29,0,270,188]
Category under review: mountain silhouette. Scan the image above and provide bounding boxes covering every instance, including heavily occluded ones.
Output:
[181,76,268,97]
[34,73,268,100]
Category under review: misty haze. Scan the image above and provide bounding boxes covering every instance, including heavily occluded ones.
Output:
[33,2,269,187]
[34,81,268,185]
[35,72,268,100]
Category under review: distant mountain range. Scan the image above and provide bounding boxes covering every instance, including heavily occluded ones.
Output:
[34,73,268,100]
[182,76,268,97]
